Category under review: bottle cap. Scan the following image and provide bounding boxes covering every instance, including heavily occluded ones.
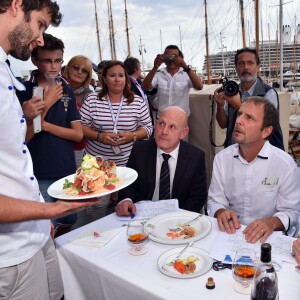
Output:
[206,277,215,289]
[261,243,272,263]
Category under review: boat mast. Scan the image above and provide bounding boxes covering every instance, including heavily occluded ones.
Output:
[220,32,226,76]
[94,0,102,62]
[294,34,296,81]
[160,30,163,53]
[255,0,260,61]
[107,0,117,60]
[179,26,183,51]
[139,36,145,77]
[107,0,113,59]
[204,0,211,84]
[279,0,283,90]
[124,0,131,57]
[239,0,246,47]
[268,23,271,79]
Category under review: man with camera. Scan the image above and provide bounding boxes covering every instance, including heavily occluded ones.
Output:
[142,45,203,117]
[214,47,284,150]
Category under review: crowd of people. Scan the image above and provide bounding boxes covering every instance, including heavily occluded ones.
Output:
[0,1,300,299]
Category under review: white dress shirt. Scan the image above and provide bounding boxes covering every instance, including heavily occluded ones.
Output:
[151,67,193,116]
[207,141,300,231]
[152,144,180,200]
[0,47,50,268]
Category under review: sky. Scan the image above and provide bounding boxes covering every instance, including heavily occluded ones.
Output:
[9,0,300,77]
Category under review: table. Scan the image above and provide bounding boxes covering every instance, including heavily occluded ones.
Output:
[55,213,300,300]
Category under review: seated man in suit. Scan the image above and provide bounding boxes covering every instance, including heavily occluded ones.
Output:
[116,106,207,216]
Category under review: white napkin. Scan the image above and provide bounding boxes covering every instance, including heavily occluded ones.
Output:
[70,228,121,249]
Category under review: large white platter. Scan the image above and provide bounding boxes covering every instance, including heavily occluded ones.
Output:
[157,247,213,279]
[144,211,212,244]
[47,166,137,200]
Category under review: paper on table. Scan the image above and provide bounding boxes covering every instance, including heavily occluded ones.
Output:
[117,199,179,221]
[209,227,296,265]
[69,228,121,249]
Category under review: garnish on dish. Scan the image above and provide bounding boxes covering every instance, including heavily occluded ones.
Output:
[62,154,121,195]
[166,225,199,239]
[173,256,199,274]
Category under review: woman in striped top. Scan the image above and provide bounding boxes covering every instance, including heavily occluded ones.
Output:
[77,61,153,225]
[80,60,153,166]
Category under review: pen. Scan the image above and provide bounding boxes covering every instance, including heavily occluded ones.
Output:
[227,215,240,222]
[128,208,135,219]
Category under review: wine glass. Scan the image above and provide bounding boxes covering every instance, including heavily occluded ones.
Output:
[126,220,149,255]
[232,248,257,295]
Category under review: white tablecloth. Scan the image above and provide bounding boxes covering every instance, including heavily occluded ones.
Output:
[55,213,300,300]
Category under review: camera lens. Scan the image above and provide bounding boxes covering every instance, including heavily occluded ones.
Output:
[223,81,239,96]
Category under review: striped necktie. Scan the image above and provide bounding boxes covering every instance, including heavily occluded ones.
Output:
[159,153,171,200]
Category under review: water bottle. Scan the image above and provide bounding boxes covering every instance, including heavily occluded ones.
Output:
[250,243,279,300]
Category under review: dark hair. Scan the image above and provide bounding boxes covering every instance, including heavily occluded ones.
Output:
[246,97,279,139]
[97,60,110,71]
[235,47,260,66]
[98,60,134,103]
[164,45,183,58]
[0,0,62,27]
[31,33,64,58]
[124,57,140,76]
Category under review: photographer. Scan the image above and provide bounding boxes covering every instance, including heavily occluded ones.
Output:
[214,47,284,150]
[142,45,203,117]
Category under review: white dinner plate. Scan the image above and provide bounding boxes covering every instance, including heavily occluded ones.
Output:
[157,247,213,278]
[144,211,212,244]
[47,166,137,200]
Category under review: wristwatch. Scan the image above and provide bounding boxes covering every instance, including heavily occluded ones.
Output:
[183,65,192,73]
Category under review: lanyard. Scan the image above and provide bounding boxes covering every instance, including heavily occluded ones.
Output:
[107,94,124,134]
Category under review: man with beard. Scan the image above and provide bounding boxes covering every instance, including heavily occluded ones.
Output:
[0,1,97,299]
[207,97,300,244]
[213,47,284,150]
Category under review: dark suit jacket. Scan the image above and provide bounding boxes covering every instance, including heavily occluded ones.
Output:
[129,78,154,125]
[118,139,207,213]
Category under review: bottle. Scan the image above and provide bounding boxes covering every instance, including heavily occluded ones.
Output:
[250,243,279,300]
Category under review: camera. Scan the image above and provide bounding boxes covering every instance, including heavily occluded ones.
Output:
[161,54,175,63]
[219,77,239,96]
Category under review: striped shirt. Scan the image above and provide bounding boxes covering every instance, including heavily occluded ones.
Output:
[80,93,153,166]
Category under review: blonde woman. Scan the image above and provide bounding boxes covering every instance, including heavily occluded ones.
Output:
[63,55,94,167]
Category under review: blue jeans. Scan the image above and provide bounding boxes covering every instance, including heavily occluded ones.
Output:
[38,179,77,227]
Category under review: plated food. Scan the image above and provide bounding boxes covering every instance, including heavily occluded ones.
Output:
[166,225,199,240]
[145,212,212,245]
[157,247,213,278]
[63,154,121,196]
[174,256,199,274]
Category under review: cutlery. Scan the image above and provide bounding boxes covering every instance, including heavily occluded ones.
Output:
[183,214,203,226]
[166,241,194,266]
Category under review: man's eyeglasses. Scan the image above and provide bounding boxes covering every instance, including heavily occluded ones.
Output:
[71,65,89,75]
[37,58,64,65]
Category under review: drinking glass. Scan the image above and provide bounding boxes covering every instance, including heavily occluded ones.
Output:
[232,248,257,294]
[44,72,61,88]
[126,220,149,255]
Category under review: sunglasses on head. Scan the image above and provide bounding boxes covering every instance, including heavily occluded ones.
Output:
[71,65,89,75]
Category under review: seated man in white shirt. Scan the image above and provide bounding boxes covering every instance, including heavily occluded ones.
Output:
[207,97,300,244]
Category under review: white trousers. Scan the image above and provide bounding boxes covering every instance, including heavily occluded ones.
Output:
[0,238,63,300]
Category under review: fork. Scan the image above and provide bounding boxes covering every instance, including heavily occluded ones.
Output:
[166,241,194,266]
[183,214,203,226]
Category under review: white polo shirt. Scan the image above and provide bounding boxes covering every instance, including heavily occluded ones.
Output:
[0,47,50,268]
[207,141,300,231]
